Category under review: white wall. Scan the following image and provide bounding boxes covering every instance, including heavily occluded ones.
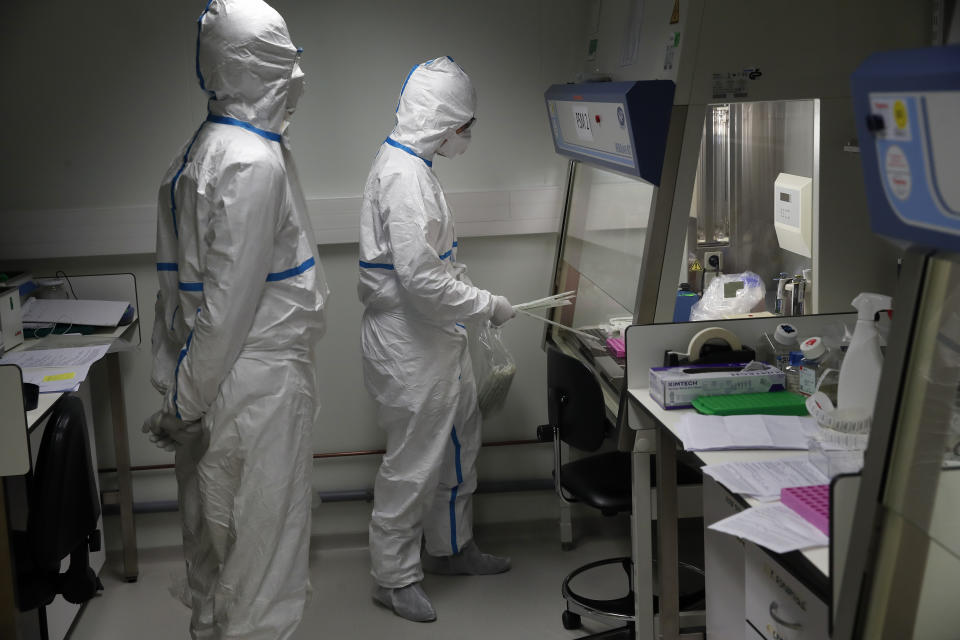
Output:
[0,0,592,548]
[0,0,588,254]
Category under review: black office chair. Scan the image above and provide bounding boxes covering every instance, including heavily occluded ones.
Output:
[537,346,703,638]
[15,395,103,610]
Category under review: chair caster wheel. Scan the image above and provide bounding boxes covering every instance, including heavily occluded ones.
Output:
[562,610,582,630]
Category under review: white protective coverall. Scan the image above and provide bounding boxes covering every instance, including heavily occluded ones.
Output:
[150,1,328,638]
[358,57,502,589]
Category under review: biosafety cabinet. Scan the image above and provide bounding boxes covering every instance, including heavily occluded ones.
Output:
[542,0,928,417]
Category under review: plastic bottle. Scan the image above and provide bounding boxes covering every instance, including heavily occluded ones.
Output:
[837,293,894,412]
[799,336,831,396]
[784,351,803,393]
[772,323,800,372]
[755,331,775,366]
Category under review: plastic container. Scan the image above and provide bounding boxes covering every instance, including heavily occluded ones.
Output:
[772,323,800,372]
[799,337,829,396]
[784,350,803,393]
[808,439,864,478]
[673,284,700,323]
[837,293,893,412]
[34,277,70,300]
[692,390,807,416]
[781,485,830,536]
[755,331,776,367]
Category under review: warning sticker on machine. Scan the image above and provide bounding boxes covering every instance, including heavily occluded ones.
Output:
[884,145,912,200]
[870,96,912,142]
[712,68,762,100]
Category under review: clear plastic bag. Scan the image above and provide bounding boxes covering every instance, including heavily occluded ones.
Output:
[689,271,766,321]
[469,322,517,416]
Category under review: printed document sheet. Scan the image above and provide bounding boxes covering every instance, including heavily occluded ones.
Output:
[709,502,829,553]
[0,345,110,392]
[677,413,826,450]
[21,298,129,327]
[702,460,830,501]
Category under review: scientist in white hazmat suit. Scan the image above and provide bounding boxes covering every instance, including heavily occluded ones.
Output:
[358,56,516,623]
[144,1,328,638]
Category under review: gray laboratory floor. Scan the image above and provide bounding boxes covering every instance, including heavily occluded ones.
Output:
[69,520,633,639]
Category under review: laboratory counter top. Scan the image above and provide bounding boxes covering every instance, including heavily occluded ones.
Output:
[629,387,830,594]
[27,392,64,429]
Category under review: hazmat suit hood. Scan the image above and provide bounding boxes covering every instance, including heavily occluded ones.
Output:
[389,57,476,159]
[197,0,302,136]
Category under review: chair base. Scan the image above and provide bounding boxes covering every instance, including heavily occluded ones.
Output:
[561,556,706,637]
[573,624,635,639]
[562,557,635,626]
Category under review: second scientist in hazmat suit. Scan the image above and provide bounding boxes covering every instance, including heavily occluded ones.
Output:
[358,56,516,623]
[144,1,328,638]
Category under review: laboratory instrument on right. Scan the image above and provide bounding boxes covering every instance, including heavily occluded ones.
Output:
[834,44,960,640]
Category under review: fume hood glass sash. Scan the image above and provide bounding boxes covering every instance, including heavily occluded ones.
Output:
[837,253,960,639]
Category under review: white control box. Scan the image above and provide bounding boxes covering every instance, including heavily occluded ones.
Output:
[774,172,813,258]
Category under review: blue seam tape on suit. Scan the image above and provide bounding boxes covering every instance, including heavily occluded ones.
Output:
[206,113,282,142]
[449,426,464,554]
[359,260,395,270]
[266,256,315,281]
[359,244,453,271]
[169,257,316,289]
[384,137,432,167]
[173,329,195,420]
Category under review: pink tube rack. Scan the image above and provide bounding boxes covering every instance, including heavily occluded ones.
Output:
[780,484,830,537]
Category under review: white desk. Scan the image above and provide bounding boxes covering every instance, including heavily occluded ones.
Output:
[630,388,830,575]
[622,317,854,639]
[629,388,832,639]
[26,393,63,429]
[9,273,141,582]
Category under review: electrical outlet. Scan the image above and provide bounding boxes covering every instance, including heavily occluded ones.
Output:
[703,251,723,273]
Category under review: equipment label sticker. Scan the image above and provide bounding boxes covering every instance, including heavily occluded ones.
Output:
[711,68,761,100]
[885,145,912,200]
[572,105,594,141]
[871,96,912,142]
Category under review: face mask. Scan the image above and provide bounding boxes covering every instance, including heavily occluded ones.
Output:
[437,129,471,158]
[286,61,305,117]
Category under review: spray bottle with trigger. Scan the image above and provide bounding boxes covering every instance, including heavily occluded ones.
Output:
[837,292,894,416]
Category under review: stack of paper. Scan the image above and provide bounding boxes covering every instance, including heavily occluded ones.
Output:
[0,345,110,392]
[702,459,830,501]
[21,298,130,327]
[676,413,825,451]
[709,502,829,553]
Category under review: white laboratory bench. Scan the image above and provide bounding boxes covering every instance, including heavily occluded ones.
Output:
[25,393,64,430]
[1,273,142,640]
[630,388,830,576]
[622,316,855,640]
[12,273,142,584]
[630,388,831,639]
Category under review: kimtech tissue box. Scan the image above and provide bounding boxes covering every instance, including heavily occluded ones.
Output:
[649,362,785,409]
